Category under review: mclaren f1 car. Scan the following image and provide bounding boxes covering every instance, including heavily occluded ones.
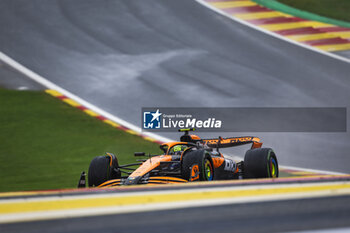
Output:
[84,129,278,187]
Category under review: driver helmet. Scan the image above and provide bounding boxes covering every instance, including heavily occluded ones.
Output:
[172,145,187,155]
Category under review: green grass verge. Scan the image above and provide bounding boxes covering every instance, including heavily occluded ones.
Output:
[0,88,160,192]
[277,0,350,23]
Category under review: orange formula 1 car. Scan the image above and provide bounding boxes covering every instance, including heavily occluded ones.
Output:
[84,129,278,188]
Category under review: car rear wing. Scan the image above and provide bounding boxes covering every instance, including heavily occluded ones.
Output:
[202,136,262,149]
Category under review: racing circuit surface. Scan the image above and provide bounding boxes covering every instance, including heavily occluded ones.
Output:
[0,0,350,173]
[1,0,350,232]
[1,176,350,233]
[2,196,350,233]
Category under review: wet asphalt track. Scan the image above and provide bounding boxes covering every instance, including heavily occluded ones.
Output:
[0,61,43,90]
[1,175,350,232]
[1,195,350,233]
[1,1,350,232]
[1,0,350,173]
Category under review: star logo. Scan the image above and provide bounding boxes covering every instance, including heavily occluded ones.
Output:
[150,109,162,122]
[143,109,162,129]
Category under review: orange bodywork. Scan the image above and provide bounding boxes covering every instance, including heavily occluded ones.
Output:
[105,153,114,166]
[98,179,122,187]
[128,155,172,178]
[252,141,263,149]
[98,176,188,187]
[212,156,225,168]
[147,176,187,184]
[190,164,200,181]
[203,136,261,146]
[190,134,201,140]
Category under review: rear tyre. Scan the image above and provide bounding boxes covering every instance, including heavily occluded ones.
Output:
[88,153,121,187]
[181,149,214,181]
[244,148,278,179]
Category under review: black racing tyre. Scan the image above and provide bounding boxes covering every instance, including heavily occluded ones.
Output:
[88,153,121,187]
[244,148,278,179]
[181,149,214,181]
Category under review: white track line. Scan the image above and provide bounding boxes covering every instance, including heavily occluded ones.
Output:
[280,165,347,175]
[0,52,171,143]
[195,0,350,64]
[288,227,350,233]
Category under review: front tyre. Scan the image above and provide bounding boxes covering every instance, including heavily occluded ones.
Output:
[244,148,278,179]
[88,153,121,187]
[182,149,214,181]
